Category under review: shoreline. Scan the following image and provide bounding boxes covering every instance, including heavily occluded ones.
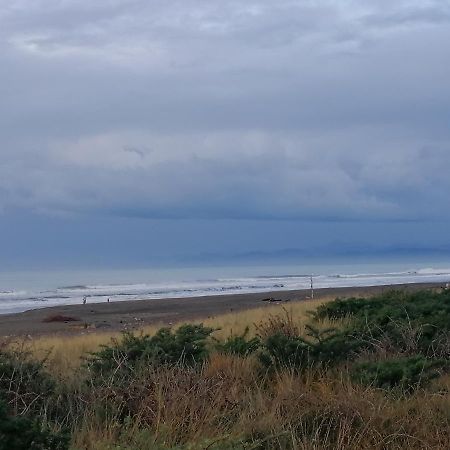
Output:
[0,282,443,338]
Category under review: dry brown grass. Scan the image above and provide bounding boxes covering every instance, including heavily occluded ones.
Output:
[70,354,450,450]
[3,295,449,449]
[196,297,332,339]
[27,298,329,377]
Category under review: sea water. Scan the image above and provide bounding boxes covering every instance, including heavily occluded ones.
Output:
[1,261,450,314]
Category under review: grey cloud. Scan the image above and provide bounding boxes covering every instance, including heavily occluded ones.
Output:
[363,3,450,29]
[123,146,149,158]
[1,1,449,223]
[1,130,449,221]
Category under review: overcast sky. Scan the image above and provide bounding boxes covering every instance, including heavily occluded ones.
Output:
[1,1,450,269]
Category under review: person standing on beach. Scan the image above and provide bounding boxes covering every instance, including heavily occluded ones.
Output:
[82,296,87,305]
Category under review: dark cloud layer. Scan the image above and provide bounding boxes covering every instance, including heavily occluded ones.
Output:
[1,1,450,267]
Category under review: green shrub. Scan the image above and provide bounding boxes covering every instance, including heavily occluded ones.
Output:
[0,349,56,416]
[215,290,450,373]
[87,324,214,376]
[0,400,69,450]
[259,332,310,370]
[258,325,354,371]
[314,290,450,356]
[314,296,376,320]
[350,355,449,392]
[215,328,260,356]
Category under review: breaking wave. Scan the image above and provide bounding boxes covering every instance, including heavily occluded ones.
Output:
[1,266,450,314]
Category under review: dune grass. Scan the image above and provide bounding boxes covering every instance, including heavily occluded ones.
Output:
[69,354,450,450]
[2,291,449,449]
[27,297,329,377]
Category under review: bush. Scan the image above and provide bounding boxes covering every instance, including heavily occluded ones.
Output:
[259,332,310,370]
[0,400,69,450]
[255,308,299,340]
[314,296,376,320]
[259,325,353,371]
[87,324,214,376]
[0,349,56,416]
[314,290,450,356]
[215,328,260,356]
[351,355,449,392]
[223,290,450,374]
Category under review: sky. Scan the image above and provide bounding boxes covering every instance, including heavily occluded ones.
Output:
[1,0,450,269]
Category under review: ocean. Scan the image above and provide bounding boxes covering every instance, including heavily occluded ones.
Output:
[1,261,450,315]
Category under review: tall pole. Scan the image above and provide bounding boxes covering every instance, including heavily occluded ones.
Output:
[310,275,314,299]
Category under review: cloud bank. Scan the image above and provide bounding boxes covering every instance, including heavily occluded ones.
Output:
[1,0,450,222]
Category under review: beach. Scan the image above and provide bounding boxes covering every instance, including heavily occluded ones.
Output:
[0,282,442,337]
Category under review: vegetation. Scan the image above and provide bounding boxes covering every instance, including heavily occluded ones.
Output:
[350,355,448,392]
[314,289,450,355]
[87,324,214,377]
[214,327,260,356]
[0,349,69,450]
[0,400,69,450]
[0,347,55,416]
[1,290,449,449]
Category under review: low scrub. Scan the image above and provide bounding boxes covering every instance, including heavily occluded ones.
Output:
[214,327,260,357]
[0,348,56,417]
[314,289,450,355]
[1,289,449,449]
[351,355,449,392]
[86,324,214,377]
[259,325,355,371]
[0,400,69,450]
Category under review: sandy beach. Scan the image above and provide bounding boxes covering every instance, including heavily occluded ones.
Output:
[0,282,442,338]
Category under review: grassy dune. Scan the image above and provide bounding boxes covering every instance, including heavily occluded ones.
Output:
[28,298,329,377]
[1,291,449,450]
[70,357,450,450]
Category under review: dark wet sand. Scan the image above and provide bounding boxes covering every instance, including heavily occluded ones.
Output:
[0,282,443,337]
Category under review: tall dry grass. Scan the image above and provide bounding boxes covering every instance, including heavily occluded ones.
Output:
[3,294,449,450]
[28,298,329,377]
[70,353,450,450]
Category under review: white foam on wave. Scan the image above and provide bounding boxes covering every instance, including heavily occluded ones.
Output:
[0,290,30,300]
[414,267,450,275]
[1,266,450,315]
